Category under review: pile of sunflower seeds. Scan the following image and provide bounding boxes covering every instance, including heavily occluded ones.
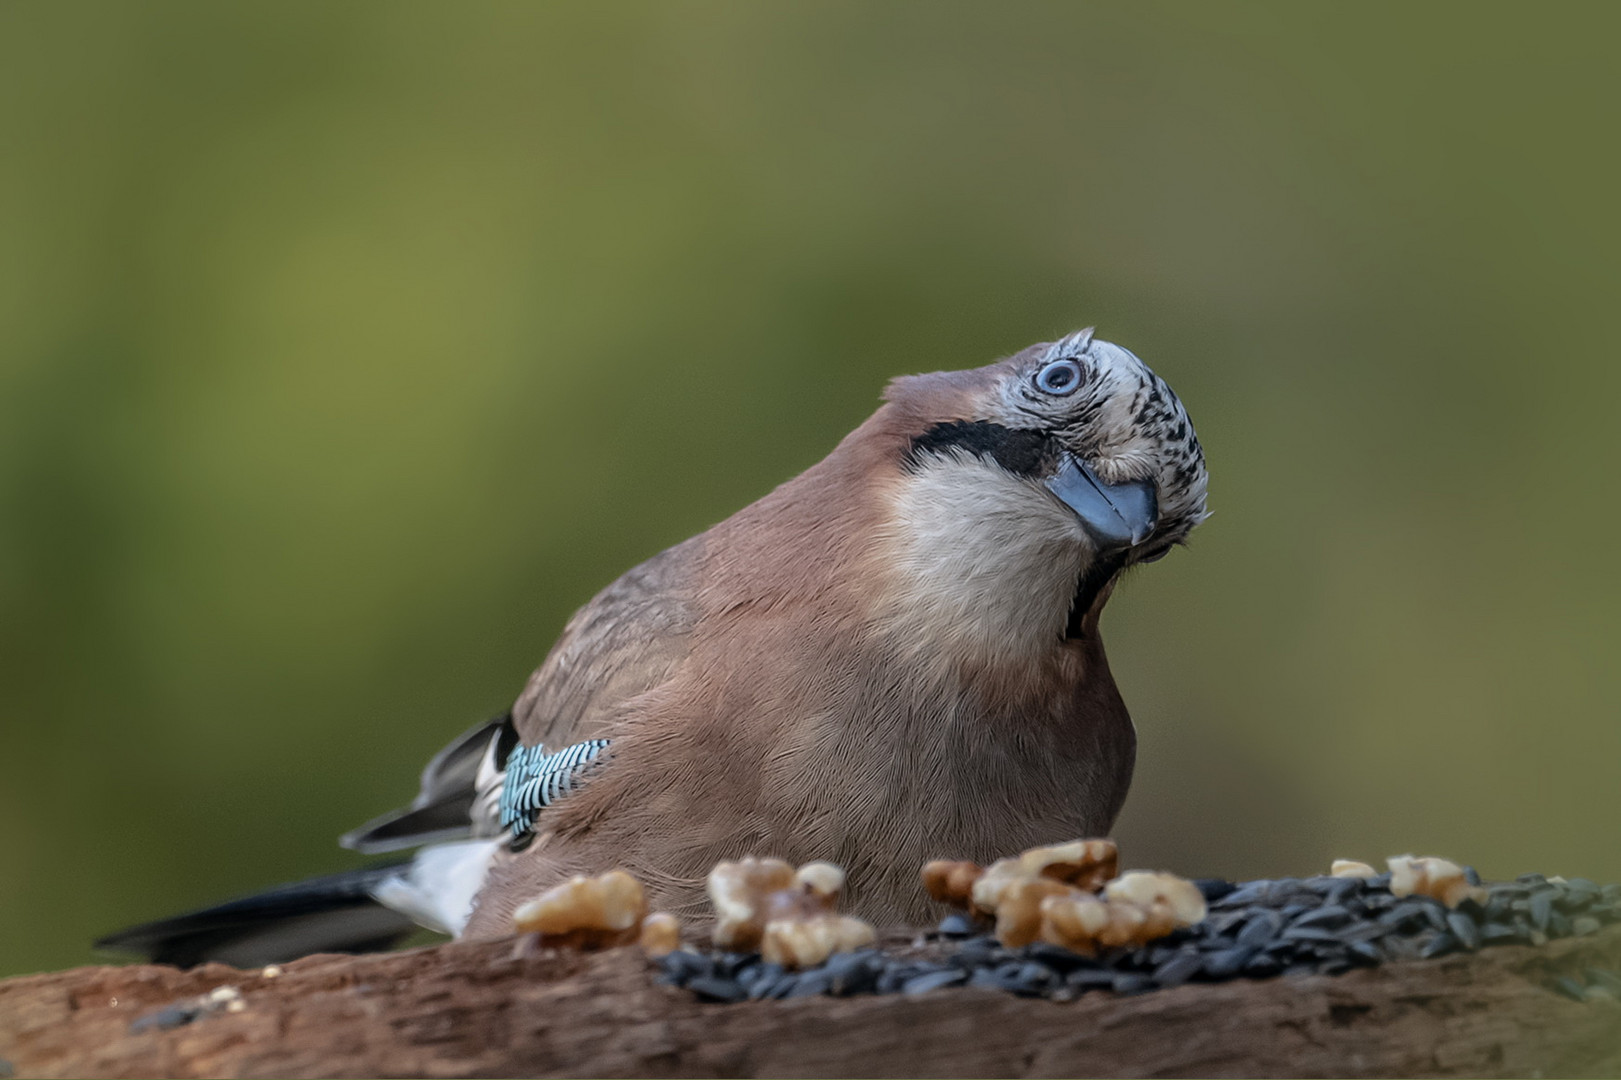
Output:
[654,872,1621,1004]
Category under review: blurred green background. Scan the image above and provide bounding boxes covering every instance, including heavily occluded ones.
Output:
[2,2,1618,978]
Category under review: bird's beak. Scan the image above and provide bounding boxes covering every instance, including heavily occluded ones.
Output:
[1044,454,1158,553]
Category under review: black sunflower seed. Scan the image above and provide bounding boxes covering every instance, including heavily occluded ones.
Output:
[1585,969,1621,996]
[1563,878,1600,904]
[1416,901,1450,933]
[1553,976,1589,1002]
[903,968,968,995]
[1359,891,1396,913]
[1281,926,1344,945]
[1290,901,1355,927]
[1377,902,1430,932]
[688,976,748,1003]
[880,962,922,987]
[950,940,999,969]
[1022,942,1091,972]
[1206,910,1249,937]
[1010,963,1056,996]
[1420,933,1459,959]
[1446,912,1482,951]
[967,968,1004,991]
[1380,936,1422,962]
[1237,910,1284,948]
[1214,881,1271,908]
[659,949,708,982]
[749,971,791,1000]
[1529,891,1555,931]
[1153,950,1206,988]
[1203,945,1257,979]
[1262,939,1299,961]
[827,952,880,996]
[129,1005,199,1034]
[1339,921,1390,944]
[1111,973,1155,995]
[1067,968,1119,989]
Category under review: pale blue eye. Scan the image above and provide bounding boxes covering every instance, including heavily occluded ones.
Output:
[1035,359,1081,396]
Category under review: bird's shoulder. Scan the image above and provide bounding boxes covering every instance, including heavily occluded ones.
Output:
[513,535,704,748]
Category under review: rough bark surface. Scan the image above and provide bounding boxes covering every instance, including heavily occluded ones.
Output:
[2,926,1618,1079]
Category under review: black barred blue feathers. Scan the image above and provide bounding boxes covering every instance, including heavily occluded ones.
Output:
[498,739,610,839]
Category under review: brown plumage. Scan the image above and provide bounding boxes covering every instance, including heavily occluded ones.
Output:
[463,331,1208,935]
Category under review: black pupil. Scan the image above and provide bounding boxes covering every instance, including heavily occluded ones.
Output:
[1042,363,1075,391]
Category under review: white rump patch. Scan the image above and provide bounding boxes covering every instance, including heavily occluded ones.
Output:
[371,837,504,937]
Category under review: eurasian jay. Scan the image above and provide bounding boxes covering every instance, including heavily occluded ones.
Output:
[99,330,1208,966]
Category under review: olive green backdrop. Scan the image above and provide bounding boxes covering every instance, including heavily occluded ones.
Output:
[2,2,1617,978]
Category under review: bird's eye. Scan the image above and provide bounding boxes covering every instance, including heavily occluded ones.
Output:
[1034,358,1082,396]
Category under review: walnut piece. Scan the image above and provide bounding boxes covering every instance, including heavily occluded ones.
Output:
[761,914,876,968]
[968,839,1120,918]
[1387,854,1487,909]
[988,876,1073,948]
[929,838,1200,952]
[920,860,984,909]
[1041,890,1149,951]
[638,912,682,958]
[706,857,799,952]
[1330,859,1379,879]
[511,869,649,947]
[707,856,874,968]
[1103,871,1208,927]
[1016,838,1119,891]
[1035,870,1206,953]
[795,861,846,902]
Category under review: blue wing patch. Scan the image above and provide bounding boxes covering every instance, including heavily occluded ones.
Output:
[498,739,610,839]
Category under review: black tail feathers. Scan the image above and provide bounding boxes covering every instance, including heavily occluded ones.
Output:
[94,862,423,969]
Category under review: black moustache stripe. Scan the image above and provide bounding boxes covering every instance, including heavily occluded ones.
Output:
[905,420,1059,478]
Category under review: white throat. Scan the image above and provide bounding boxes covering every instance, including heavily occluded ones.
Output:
[872,454,1093,662]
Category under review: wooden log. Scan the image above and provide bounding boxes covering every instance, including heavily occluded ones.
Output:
[2,926,1618,1078]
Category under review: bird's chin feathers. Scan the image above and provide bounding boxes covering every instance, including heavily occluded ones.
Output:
[872,452,1095,662]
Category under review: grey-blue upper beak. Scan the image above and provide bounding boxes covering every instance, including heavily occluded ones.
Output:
[1044,454,1158,553]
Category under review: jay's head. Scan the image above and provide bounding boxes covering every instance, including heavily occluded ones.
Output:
[872,330,1208,655]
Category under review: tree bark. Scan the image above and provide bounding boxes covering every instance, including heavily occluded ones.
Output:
[3,926,1618,1078]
